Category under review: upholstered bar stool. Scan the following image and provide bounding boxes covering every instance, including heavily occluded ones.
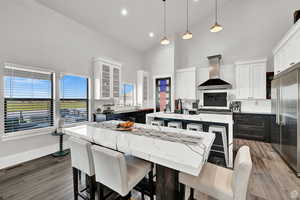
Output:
[151,120,164,126]
[187,123,203,132]
[91,145,154,200]
[69,137,96,200]
[179,146,252,200]
[168,121,182,129]
[209,125,229,167]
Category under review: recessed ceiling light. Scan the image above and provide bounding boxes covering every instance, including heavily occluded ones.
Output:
[149,32,155,38]
[193,0,199,2]
[121,8,128,16]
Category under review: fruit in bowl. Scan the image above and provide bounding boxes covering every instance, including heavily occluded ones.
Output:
[118,121,135,129]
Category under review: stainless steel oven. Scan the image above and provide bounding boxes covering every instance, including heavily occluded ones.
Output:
[202,91,229,109]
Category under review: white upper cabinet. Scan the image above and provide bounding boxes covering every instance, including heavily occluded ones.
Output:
[94,58,121,100]
[252,63,267,99]
[235,59,267,100]
[137,70,149,107]
[236,64,251,99]
[112,67,120,98]
[175,67,196,99]
[273,20,300,75]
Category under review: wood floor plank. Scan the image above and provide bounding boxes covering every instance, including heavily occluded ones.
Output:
[0,139,299,200]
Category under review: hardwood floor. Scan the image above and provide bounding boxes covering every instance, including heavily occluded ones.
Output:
[0,139,299,200]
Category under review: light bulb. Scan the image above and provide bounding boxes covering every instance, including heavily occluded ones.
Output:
[182,31,193,40]
[210,23,223,33]
[160,36,170,45]
[121,8,128,16]
[149,32,155,38]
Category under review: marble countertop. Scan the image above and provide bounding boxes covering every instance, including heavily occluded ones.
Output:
[63,121,215,176]
[146,112,234,124]
[234,111,274,115]
[101,108,154,114]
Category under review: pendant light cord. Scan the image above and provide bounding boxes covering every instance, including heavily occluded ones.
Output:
[215,0,218,23]
[186,0,189,31]
[163,0,167,36]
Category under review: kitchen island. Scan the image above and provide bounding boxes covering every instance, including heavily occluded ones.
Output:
[146,112,234,168]
[63,121,215,200]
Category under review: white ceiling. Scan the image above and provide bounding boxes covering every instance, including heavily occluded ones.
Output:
[36,0,230,52]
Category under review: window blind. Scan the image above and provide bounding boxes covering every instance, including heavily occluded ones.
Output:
[4,65,54,133]
[60,75,88,124]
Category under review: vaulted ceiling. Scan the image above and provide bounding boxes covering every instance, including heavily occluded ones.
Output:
[36,0,231,52]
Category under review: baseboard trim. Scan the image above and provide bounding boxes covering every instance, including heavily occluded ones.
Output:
[0,144,59,170]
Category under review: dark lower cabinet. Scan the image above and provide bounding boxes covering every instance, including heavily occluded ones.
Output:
[105,109,154,124]
[233,113,273,142]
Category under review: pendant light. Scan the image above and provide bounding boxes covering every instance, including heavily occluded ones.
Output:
[182,0,193,40]
[210,0,223,33]
[160,0,170,45]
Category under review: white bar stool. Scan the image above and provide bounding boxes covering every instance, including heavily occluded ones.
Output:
[179,146,252,200]
[69,137,96,200]
[209,125,229,167]
[187,123,203,132]
[91,145,154,200]
[168,121,182,129]
[151,120,164,126]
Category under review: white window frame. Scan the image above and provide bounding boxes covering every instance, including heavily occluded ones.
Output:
[120,82,136,106]
[58,72,91,127]
[1,63,56,140]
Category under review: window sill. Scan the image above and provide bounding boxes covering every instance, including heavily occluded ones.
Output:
[1,127,56,141]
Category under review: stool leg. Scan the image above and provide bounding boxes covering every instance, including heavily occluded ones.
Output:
[141,192,145,200]
[222,132,229,167]
[86,174,90,195]
[148,169,154,200]
[79,171,82,185]
[189,188,194,200]
[97,182,104,200]
[89,176,96,200]
[72,167,79,200]
[179,183,186,200]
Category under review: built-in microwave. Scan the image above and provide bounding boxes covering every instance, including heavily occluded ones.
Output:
[201,91,229,109]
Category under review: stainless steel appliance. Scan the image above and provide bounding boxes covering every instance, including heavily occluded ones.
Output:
[271,63,300,176]
[102,104,114,114]
[201,90,230,110]
[198,55,232,90]
[93,113,107,122]
[198,108,232,115]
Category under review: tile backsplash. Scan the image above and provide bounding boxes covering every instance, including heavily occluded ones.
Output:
[239,99,271,113]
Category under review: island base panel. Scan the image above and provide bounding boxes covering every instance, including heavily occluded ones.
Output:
[156,164,184,200]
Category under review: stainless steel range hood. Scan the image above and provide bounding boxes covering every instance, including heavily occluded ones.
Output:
[198,55,232,90]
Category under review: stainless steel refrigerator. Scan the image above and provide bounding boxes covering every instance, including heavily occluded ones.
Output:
[271,63,300,176]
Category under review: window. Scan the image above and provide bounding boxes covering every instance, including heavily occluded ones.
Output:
[120,83,135,106]
[4,65,53,133]
[60,75,88,124]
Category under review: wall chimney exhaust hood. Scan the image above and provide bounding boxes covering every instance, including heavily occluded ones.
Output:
[198,55,232,90]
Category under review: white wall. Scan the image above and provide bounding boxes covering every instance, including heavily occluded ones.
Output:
[175,0,300,72]
[143,0,300,113]
[143,43,175,110]
[0,0,143,166]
